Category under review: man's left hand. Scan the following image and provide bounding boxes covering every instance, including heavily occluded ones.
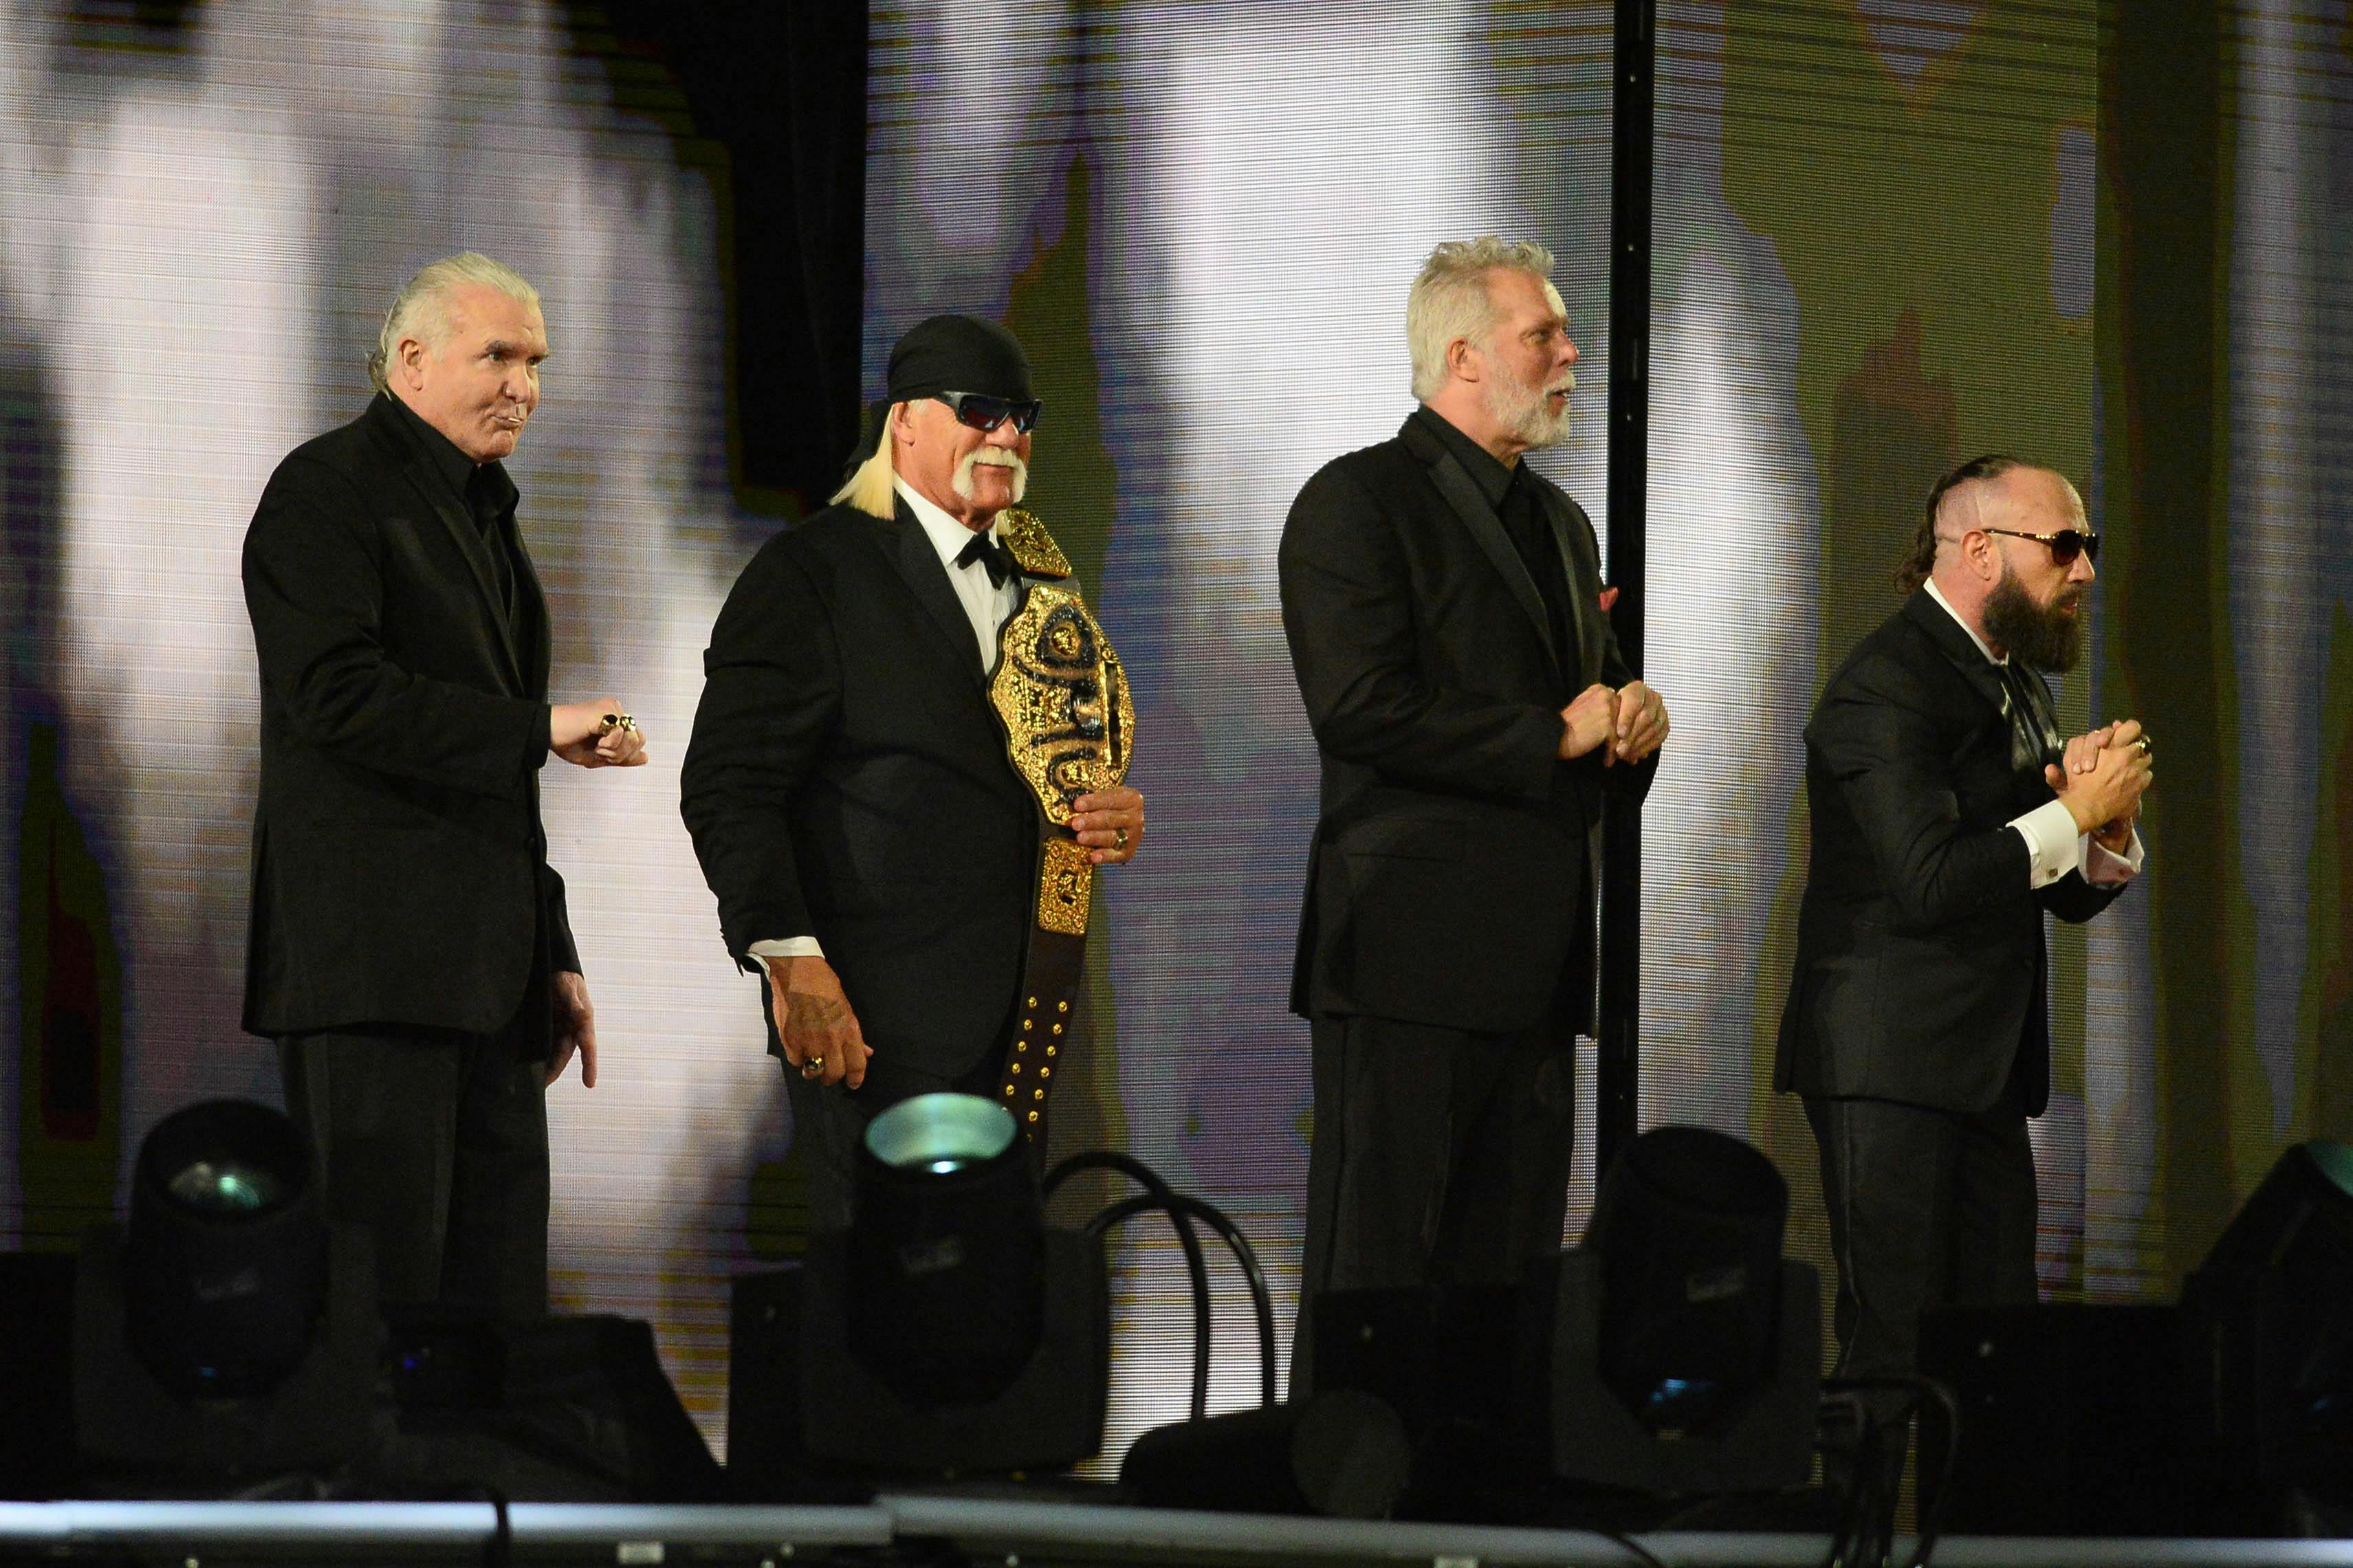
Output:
[2053,718,2149,852]
[1072,786,1146,865]
[547,970,599,1088]
[1606,680,1670,766]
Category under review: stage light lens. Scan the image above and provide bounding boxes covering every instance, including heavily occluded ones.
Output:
[863,1092,1017,1172]
[166,1159,287,1213]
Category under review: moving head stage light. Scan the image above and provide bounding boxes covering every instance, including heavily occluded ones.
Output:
[2183,1136,2353,1522]
[1316,1124,1819,1516]
[74,1098,377,1488]
[730,1093,1108,1490]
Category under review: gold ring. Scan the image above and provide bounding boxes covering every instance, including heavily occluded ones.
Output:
[1115,827,1129,850]
[2136,736,2151,755]
[598,712,635,736]
[801,1055,823,1074]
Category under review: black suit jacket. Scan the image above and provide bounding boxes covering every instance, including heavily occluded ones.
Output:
[1775,590,2127,1116]
[679,499,1038,1081]
[241,393,577,1039]
[1278,412,1656,1036]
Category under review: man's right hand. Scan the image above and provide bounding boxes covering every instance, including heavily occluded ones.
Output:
[2053,735,2152,835]
[767,954,871,1090]
[551,698,649,768]
[1559,683,1619,760]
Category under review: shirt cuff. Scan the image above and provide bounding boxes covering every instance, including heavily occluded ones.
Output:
[2010,798,2086,889]
[748,937,824,973]
[2083,826,2145,886]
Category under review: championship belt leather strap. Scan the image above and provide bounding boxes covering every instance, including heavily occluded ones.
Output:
[985,509,1135,1146]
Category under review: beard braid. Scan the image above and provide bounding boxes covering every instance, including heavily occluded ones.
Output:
[1982,561,2087,672]
[1486,362,1574,451]
[953,448,1029,505]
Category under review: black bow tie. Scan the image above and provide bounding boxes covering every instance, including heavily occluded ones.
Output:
[956,531,1018,588]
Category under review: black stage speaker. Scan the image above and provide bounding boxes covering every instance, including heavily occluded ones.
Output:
[727,1228,1107,1496]
[376,1312,725,1502]
[1119,1391,1413,1519]
[1916,1303,2212,1534]
[0,1251,81,1499]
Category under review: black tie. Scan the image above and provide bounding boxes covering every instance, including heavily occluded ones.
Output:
[2000,660,2061,773]
[956,531,1018,589]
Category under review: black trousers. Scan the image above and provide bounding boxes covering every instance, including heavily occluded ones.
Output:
[1292,1008,1578,1395]
[1803,1089,2038,1393]
[278,1003,551,1325]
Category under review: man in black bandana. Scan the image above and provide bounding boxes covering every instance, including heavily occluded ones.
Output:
[682,313,1147,1226]
[242,252,648,1323]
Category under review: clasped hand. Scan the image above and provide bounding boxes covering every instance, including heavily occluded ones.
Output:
[2046,718,2152,850]
[1559,679,1670,765]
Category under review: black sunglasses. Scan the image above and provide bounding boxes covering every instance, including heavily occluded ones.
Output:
[1982,526,2099,566]
[934,390,1042,434]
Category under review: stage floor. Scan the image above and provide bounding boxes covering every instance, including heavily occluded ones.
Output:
[4,1498,2353,1567]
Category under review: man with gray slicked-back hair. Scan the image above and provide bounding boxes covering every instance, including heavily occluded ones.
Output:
[241,253,650,1322]
[1278,236,1670,1390]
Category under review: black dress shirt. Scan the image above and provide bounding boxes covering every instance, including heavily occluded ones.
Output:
[1409,405,1575,693]
[384,392,521,625]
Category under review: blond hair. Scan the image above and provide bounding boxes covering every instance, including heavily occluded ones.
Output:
[1405,236,1557,401]
[369,252,542,392]
[831,404,901,519]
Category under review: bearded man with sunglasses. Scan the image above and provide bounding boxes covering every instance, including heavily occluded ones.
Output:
[1777,453,2152,1470]
[682,314,1146,1226]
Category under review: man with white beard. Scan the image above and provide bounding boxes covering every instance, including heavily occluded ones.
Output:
[682,314,1147,1228]
[1278,238,1670,1388]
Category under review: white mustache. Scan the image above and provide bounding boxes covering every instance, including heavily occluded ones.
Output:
[954,447,1029,503]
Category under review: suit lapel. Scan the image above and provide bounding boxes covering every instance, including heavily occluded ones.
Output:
[506,518,552,697]
[1414,432,1564,678]
[1536,487,1605,682]
[400,458,525,689]
[1903,588,2009,722]
[884,500,988,687]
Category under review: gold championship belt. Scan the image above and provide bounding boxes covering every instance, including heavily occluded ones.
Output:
[985,508,1135,1144]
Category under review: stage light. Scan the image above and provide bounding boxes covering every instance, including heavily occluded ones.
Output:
[730,1094,1107,1488]
[122,1098,326,1398]
[2184,1138,2353,1514]
[74,1098,378,1488]
[1582,1124,1790,1436]
[849,1092,1045,1406]
[1314,1125,1818,1510]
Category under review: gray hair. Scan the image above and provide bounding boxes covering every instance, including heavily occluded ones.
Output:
[368,252,542,392]
[1405,236,1557,401]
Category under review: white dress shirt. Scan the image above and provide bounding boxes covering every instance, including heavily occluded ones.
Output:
[750,480,1023,968]
[1922,578,2142,890]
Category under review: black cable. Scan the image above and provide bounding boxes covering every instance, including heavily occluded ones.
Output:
[1901,1376,1960,1568]
[1046,1150,1214,1420]
[1819,1375,1962,1568]
[1603,1530,1672,1568]
[1086,1191,1278,1408]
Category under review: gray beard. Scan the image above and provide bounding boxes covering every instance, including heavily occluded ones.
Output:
[1982,566,2086,672]
[1486,368,1572,452]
